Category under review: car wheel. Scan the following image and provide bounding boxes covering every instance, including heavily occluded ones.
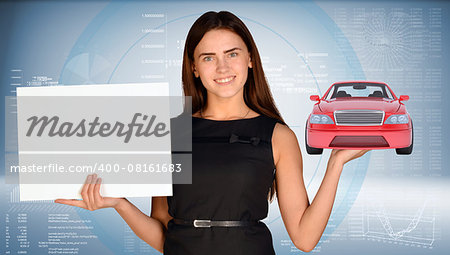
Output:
[396,121,413,155]
[305,122,323,155]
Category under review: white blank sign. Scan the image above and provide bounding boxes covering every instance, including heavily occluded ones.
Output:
[16,83,172,201]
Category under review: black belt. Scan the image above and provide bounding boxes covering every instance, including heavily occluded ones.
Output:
[172,219,260,228]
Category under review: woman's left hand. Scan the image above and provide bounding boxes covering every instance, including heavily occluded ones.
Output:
[329,149,370,166]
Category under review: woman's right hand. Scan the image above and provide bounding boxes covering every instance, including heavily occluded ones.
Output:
[55,174,125,211]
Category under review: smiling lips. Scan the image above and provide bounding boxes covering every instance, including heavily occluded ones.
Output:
[214,76,236,85]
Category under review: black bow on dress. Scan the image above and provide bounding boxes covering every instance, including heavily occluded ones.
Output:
[229,133,260,146]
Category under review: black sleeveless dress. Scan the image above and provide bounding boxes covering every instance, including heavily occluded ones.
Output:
[164,114,280,255]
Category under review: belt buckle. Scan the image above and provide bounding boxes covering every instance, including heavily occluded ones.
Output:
[193,219,211,228]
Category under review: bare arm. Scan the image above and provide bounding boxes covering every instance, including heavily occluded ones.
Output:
[55,175,172,253]
[114,198,168,253]
[272,123,368,252]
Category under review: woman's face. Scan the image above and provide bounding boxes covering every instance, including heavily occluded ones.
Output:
[192,29,252,100]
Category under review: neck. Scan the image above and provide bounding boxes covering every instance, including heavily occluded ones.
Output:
[202,92,249,120]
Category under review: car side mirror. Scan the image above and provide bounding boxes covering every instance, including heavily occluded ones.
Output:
[399,95,409,102]
[310,95,320,102]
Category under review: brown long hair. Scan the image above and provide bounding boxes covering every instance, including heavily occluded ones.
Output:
[182,11,285,202]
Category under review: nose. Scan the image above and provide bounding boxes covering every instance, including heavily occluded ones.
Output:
[216,56,230,73]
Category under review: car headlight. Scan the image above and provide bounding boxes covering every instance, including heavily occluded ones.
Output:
[385,114,409,124]
[310,114,334,124]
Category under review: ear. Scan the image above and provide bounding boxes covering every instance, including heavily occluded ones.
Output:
[248,54,252,69]
[191,63,199,78]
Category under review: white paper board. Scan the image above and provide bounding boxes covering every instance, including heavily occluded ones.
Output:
[16,83,172,201]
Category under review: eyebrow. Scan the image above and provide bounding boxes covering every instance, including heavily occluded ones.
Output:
[198,47,242,58]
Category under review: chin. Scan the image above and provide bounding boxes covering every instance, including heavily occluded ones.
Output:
[213,91,241,99]
[207,85,244,99]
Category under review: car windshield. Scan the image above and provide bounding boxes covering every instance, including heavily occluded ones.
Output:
[325,83,394,100]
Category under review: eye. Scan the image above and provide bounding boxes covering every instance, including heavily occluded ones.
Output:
[203,56,213,62]
[229,52,238,57]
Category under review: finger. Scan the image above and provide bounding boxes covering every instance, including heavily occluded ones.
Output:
[88,174,97,210]
[354,150,366,159]
[345,150,365,163]
[331,149,340,156]
[94,178,103,201]
[55,199,88,210]
[93,177,103,207]
[359,149,370,157]
[81,175,92,210]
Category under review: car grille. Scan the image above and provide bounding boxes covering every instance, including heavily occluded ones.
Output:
[334,110,384,125]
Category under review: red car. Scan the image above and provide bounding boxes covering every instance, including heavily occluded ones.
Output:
[305,81,413,155]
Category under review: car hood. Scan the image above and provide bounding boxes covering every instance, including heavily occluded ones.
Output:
[318,98,400,113]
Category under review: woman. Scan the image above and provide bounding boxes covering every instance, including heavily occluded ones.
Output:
[55,11,368,254]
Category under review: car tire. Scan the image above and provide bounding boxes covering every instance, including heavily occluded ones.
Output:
[305,122,323,155]
[396,121,413,155]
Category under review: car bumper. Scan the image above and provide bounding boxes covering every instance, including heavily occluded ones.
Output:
[306,125,412,149]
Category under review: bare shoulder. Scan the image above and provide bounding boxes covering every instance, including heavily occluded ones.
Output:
[273,122,296,140]
[272,122,301,166]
